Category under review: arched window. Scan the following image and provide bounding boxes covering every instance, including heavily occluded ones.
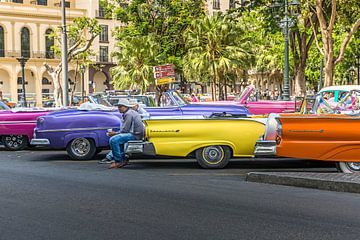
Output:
[21,27,30,58]
[0,26,4,57]
[45,29,54,59]
[42,77,51,85]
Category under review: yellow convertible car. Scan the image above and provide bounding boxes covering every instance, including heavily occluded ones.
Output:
[126,114,266,169]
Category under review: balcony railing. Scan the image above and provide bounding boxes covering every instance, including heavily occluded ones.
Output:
[96,55,114,64]
[0,50,59,59]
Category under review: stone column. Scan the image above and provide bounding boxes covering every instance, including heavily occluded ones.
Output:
[10,63,18,102]
[35,64,42,107]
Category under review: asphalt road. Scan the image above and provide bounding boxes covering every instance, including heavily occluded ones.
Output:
[0,148,359,240]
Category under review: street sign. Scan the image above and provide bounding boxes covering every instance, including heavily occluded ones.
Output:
[154,71,175,79]
[153,64,175,73]
[153,64,175,85]
[155,77,176,85]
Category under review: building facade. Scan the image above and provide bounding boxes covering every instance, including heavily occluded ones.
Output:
[0,0,120,106]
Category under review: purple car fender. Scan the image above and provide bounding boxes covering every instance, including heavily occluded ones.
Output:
[33,109,121,150]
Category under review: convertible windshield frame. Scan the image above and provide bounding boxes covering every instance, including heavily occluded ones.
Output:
[171,91,188,106]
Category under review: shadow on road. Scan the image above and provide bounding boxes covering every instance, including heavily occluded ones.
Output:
[0,147,337,172]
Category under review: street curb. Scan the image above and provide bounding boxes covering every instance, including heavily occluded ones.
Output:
[246,172,360,194]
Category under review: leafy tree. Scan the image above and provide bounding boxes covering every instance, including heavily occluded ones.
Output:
[184,14,251,100]
[107,0,205,78]
[111,34,159,92]
[310,0,360,86]
[44,17,101,107]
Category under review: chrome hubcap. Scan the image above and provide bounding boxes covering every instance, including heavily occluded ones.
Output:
[203,146,223,164]
[71,138,91,157]
[346,162,360,172]
[4,135,24,148]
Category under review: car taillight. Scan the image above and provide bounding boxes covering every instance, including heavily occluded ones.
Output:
[264,113,280,141]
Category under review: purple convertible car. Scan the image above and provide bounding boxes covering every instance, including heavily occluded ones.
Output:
[31,92,249,160]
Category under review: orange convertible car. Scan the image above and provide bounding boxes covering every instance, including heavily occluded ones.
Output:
[255,86,360,173]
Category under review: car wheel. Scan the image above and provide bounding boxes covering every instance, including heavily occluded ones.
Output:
[2,135,29,151]
[195,145,231,169]
[66,138,96,160]
[336,162,360,173]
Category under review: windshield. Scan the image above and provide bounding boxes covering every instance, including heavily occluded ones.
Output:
[89,95,112,107]
[235,86,251,101]
[0,101,10,110]
[171,91,188,105]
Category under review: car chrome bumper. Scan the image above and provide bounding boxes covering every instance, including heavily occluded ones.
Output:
[125,141,156,156]
[30,139,50,146]
[254,140,276,156]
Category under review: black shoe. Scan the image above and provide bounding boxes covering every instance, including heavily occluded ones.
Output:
[98,158,112,164]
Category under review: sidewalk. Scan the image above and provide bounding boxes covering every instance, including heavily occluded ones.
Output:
[246,172,360,194]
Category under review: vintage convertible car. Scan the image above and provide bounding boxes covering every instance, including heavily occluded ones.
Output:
[125,114,266,168]
[32,108,121,160]
[199,85,296,114]
[255,85,360,173]
[0,109,51,150]
[31,101,249,159]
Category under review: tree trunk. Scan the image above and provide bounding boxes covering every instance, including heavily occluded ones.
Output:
[323,39,335,87]
[324,58,335,87]
[294,63,306,96]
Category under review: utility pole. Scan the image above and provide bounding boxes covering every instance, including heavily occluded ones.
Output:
[61,0,69,106]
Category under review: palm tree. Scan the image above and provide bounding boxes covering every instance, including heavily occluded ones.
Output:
[184,14,251,100]
[111,34,159,93]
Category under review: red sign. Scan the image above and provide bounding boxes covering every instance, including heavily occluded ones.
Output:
[154,64,175,73]
[153,64,175,80]
[154,71,175,79]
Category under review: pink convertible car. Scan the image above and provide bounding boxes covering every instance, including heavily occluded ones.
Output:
[196,86,296,114]
[0,106,50,150]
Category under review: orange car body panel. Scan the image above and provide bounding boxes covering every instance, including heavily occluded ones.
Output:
[276,114,360,162]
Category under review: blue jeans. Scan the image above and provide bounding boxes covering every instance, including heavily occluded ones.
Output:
[107,133,135,163]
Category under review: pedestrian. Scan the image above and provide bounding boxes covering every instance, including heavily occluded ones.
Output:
[191,93,199,102]
[101,99,145,169]
[129,99,150,118]
[274,88,279,100]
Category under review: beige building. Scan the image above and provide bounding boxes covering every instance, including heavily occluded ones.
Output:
[0,0,120,106]
[206,0,238,15]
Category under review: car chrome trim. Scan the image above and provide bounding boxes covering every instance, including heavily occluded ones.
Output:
[36,127,116,133]
[30,139,50,145]
[0,120,37,124]
[288,129,324,133]
[125,141,156,156]
[254,140,277,156]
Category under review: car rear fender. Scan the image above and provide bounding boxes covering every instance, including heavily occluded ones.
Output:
[64,132,99,148]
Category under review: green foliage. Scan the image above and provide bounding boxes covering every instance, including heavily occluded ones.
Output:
[49,17,101,67]
[184,14,252,99]
[111,34,159,92]
[112,0,205,67]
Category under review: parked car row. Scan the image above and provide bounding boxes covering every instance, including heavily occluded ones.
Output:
[1,85,360,172]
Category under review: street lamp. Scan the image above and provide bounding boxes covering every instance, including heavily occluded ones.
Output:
[270,0,300,101]
[16,57,29,107]
[80,65,85,101]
